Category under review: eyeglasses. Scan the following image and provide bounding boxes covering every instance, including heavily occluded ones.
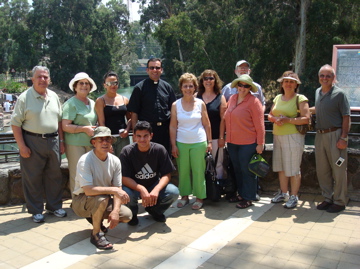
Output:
[204,77,215,81]
[105,81,119,86]
[319,74,333,79]
[237,83,251,89]
[96,137,112,143]
[148,66,162,70]
[182,85,194,89]
[78,81,90,86]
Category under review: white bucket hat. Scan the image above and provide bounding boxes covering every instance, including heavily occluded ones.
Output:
[69,72,97,92]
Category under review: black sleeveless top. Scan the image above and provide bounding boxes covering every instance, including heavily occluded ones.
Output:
[102,97,127,134]
[197,93,222,139]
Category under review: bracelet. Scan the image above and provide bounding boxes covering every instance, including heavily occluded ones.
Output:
[208,141,212,143]
[219,137,224,139]
[60,140,64,142]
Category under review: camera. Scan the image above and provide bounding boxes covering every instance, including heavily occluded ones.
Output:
[335,157,345,167]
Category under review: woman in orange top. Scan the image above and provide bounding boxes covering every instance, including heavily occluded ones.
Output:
[219,74,265,208]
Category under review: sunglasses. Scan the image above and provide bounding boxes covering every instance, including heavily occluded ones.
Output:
[319,74,333,79]
[78,81,90,86]
[237,83,252,89]
[105,81,119,87]
[148,66,162,70]
[204,77,215,81]
[96,137,112,143]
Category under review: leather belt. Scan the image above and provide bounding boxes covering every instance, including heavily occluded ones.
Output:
[316,127,340,134]
[24,130,58,138]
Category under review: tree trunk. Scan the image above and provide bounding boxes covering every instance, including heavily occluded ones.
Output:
[295,0,311,76]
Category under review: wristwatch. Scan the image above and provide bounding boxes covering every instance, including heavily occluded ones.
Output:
[340,137,348,142]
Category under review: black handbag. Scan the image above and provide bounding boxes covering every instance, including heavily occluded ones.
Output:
[205,152,221,202]
[295,95,315,135]
[218,146,237,196]
[248,153,270,178]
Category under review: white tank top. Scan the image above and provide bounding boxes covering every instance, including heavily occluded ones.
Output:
[176,98,207,143]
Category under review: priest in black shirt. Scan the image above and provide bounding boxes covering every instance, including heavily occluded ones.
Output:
[128,58,176,153]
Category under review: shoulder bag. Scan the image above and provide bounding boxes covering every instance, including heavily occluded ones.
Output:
[295,95,314,135]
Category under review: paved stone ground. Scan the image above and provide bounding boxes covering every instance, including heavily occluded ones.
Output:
[0,194,359,269]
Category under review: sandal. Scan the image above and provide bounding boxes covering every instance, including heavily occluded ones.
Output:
[228,195,243,203]
[177,199,189,208]
[236,200,253,209]
[192,201,203,210]
[90,232,113,250]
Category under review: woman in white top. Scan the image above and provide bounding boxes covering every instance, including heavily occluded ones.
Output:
[170,73,212,210]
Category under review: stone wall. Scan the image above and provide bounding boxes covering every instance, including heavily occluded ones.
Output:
[0,146,359,205]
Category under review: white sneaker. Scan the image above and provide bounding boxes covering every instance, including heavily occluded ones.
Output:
[284,195,298,209]
[271,190,289,203]
[48,209,67,218]
[33,214,45,223]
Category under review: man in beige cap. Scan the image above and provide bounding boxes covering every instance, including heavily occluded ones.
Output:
[222,60,265,111]
[72,126,132,250]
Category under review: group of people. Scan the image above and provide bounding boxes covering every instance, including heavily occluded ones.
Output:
[10,58,350,250]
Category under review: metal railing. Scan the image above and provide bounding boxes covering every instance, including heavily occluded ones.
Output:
[0,133,19,162]
[0,114,359,162]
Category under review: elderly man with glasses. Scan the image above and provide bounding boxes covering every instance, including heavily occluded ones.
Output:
[222,60,266,111]
[310,64,351,213]
[128,58,176,153]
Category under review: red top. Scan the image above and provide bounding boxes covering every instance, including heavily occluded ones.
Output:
[225,93,265,145]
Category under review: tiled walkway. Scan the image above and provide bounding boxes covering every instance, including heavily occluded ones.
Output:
[0,194,359,269]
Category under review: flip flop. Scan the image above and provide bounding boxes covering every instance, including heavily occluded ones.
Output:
[192,201,203,210]
[90,232,113,250]
[177,199,189,208]
[236,200,253,209]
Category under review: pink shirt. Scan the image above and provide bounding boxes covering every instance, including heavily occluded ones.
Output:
[224,93,265,145]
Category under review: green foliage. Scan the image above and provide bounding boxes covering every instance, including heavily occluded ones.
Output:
[138,0,360,106]
[0,79,27,93]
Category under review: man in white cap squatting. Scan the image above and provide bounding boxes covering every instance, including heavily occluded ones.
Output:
[222,60,266,111]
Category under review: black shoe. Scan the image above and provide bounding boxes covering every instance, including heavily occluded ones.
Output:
[326,204,345,213]
[145,207,166,222]
[317,201,333,210]
[127,215,139,226]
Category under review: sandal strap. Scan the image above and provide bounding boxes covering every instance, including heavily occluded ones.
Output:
[91,232,112,249]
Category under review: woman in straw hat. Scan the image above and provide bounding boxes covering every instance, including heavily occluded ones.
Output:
[219,74,265,209]
[62,72,98,196]
[268,71,310,209]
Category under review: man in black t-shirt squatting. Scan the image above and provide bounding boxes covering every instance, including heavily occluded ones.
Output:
[120,121,179,225]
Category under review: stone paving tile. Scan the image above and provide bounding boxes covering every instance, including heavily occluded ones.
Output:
[1,195,359,269]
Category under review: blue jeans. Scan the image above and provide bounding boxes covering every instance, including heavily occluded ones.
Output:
[122,182,179,216]
[227,143,257,201]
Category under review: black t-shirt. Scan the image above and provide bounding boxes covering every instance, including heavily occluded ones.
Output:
[127,78,176,122]
[120,142,175,189]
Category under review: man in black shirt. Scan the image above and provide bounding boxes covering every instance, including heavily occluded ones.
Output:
[120,121,179,225]
[128,58,176,152]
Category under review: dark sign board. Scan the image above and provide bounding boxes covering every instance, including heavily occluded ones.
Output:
[332,44,360,110]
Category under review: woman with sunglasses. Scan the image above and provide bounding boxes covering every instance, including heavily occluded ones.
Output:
[170,73,212,210]
[219,74,265,209]
[268,71,310,209]
[197,70,227,182]
[62,72,98,196]
[95,71,131,157]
